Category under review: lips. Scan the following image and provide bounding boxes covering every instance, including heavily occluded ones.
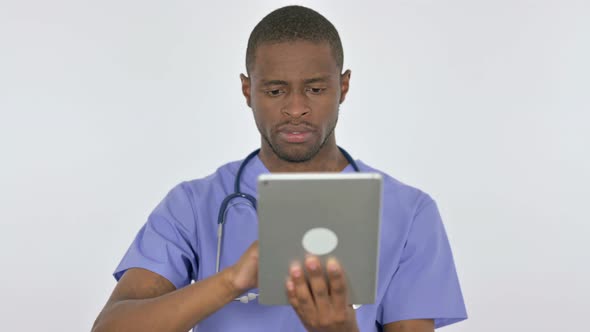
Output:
[276,124,315,143]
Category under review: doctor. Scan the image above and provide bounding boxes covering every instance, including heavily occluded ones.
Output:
[92,5,467,332]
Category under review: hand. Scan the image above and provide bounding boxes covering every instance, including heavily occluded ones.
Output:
[226,241,259,293]
[286,256,359,332]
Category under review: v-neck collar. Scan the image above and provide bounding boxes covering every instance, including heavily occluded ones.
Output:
[239,153,358,196]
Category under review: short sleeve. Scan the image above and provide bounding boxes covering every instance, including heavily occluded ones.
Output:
[113,182,199,289]
[380,195,467,328]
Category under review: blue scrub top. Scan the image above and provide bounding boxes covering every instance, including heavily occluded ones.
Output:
[114,153,467,331]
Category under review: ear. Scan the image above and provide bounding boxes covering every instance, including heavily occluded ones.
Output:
[339,70,351,104]
[240,73,252,108]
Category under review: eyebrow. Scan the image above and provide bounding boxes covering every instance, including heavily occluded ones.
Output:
[262,80,288,87]
[303,76,330,84]
[260,76,332,87]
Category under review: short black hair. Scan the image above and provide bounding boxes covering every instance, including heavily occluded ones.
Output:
[245,5,344,74]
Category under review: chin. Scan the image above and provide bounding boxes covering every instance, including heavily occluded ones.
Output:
[273,143,320,163]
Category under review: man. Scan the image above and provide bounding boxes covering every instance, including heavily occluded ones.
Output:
[92,5,467,332]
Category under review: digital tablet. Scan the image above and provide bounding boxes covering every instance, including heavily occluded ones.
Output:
[257,172,383,305]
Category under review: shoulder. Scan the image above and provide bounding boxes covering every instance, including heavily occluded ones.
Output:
[356,160,434,217]
[177,159,243,198]
[147,159,244,227]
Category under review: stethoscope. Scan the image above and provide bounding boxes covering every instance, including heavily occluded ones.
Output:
[215,147,361,303]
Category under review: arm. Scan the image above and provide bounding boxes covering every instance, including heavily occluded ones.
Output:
[91,268,238,332]
[384,319,434,332]
[92,242,259,332]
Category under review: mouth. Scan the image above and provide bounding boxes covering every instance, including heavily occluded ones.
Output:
[278,131,313,143]
[276,124,316,144]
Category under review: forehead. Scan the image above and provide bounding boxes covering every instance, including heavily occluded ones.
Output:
[250,41,340,82]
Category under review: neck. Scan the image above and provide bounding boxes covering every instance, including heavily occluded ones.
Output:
[258,138,349,173]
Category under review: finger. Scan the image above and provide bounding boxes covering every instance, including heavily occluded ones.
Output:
[248,240,259,257]
[231,241,260,291]
[304,255,331,316]
[326,257,349,312]
[250,242,259,288]
[290,261,316,320]
[244,241,259,288]
[286,277,314,331]
[285,277,299,309]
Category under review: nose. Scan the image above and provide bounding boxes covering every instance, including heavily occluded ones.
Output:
[281,91,310,118]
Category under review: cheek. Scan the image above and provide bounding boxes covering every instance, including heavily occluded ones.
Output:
[251,107,274,133]
[252,100,281,122]
[316,102,340,120]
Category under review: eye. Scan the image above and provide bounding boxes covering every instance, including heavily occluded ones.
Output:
[307,87,326,95]
[265,89,284,97]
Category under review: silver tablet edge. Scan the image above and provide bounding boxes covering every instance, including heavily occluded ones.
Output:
[258,172,383,182]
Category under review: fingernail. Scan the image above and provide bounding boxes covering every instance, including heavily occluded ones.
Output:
[306,257,318,271]
[290,263,302,277]
[286,279,294,291]
[327,258,339,273]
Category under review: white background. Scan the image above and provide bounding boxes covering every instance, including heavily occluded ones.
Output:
[1,0,588,331]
